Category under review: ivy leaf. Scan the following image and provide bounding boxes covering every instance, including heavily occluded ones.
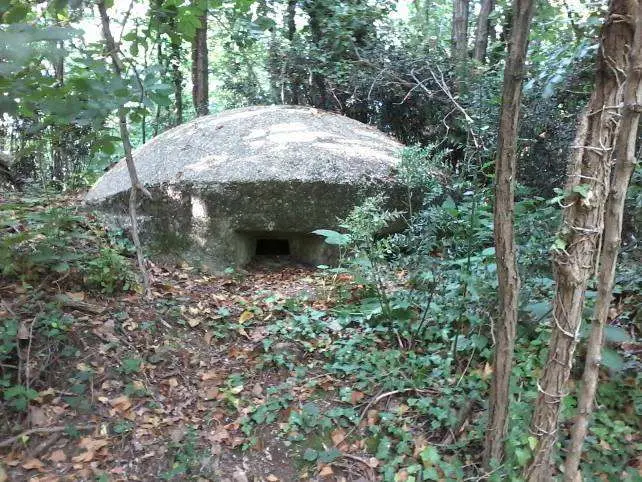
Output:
[600,347,624,372]
[375,436,391,460]
[572,184,591,199]
[312,229,351,246]
[515,447,530,466]
[4,5,30,23]
[302,448,317,461]
[526,302,550,320]
[419,445,440,466]
[604,326,632,343]
[318,448,341,463]
[52,262,70,273]
[551,237,566,251]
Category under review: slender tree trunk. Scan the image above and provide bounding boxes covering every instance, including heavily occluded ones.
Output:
[483,0,535,470]
[473,0,494,62]
[451,0,469,60]
[563,4,642,479]
[304,0,329,109]
[171,37,183,124]
[168,13,183,125]
[284,0,301,105]
[51,42,65,184]
[154,34,163,137]
[286,0,296,39]
[97,0,152,298]
[525,2,635,479]
[191,2,209,116]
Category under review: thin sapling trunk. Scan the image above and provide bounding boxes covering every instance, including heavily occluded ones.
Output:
[97,0,152,298]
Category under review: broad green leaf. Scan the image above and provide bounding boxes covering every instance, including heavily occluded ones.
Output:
[4,4,30,23]
[318,448,341,463]
[601,347,624,372]
[604,325,632,343]
[419,445,440,466]
[302,448,317,461]
[527,302,550,320]
[311,229,351,246]
[572,184,591,199]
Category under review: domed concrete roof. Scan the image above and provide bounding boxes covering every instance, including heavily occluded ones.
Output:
[86,105,402,203]
[85,105,406,270]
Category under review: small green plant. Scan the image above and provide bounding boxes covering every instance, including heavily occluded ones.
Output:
[85,247,137,294]
[119,358,143,375]
[161,425,207,479]
[113,420,134,435]
[0,200,137,296]
[0,318,18,368]
[398,144,449,217]
[3,384,39,411]
[314,194,401,323]
[124,381,149,397]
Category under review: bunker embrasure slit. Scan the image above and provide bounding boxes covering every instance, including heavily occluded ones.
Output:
[256,238,291,256]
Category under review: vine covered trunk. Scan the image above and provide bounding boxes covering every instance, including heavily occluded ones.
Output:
[563,2,642,478]
[525,1,637,479]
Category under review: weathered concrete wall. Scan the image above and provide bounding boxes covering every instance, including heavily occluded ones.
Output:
[86,106,408,270]
[92,179,406,269]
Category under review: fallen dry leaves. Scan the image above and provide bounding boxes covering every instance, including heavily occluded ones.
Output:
[71,438,109,463]
[47,450,67,463]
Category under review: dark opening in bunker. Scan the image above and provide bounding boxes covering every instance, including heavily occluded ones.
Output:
[255,238,291,256]
[237,231,334,266]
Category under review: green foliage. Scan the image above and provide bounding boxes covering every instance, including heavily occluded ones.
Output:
[161,425,208,479]
[315,193,403,323]
[3,384,39,411]
[0,198,137,294]
[85,247,136,294]
[1,1,640,478]
[119,358,143,375]
[309,157,641,479]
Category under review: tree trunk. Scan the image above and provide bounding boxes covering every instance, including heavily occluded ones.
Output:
[51,41,65,184]
[191,3,209,116]
[563,4,642,479]
[305,0,328,109]
[525,2,636,479]
[284,0,301,105]
[0,152,21,189]
[286,0,296,39]
[154,27,164,137]
[97,0,152,298]
[473,0,494,62]
[483,0,535,470]
[168,15,183,125]
[451,0,469,60]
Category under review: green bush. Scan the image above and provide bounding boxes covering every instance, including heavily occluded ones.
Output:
[0,198,137,294]
[84,247,136,294]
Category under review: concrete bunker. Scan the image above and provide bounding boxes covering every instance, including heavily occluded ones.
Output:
[85,105,407,270]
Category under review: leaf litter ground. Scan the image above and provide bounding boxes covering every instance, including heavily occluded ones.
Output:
[2,195,641,481]
[1,259,417,481]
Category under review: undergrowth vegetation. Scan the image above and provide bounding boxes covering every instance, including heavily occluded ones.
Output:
[258,147,642,479]
[1,194,137,420]
[0,148,640,480]
[0,194,136,293]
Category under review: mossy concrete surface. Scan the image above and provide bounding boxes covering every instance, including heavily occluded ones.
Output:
[86,106,406,269]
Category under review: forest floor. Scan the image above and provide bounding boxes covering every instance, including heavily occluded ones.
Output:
[2,193,641,482]
[1,258,425,482]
